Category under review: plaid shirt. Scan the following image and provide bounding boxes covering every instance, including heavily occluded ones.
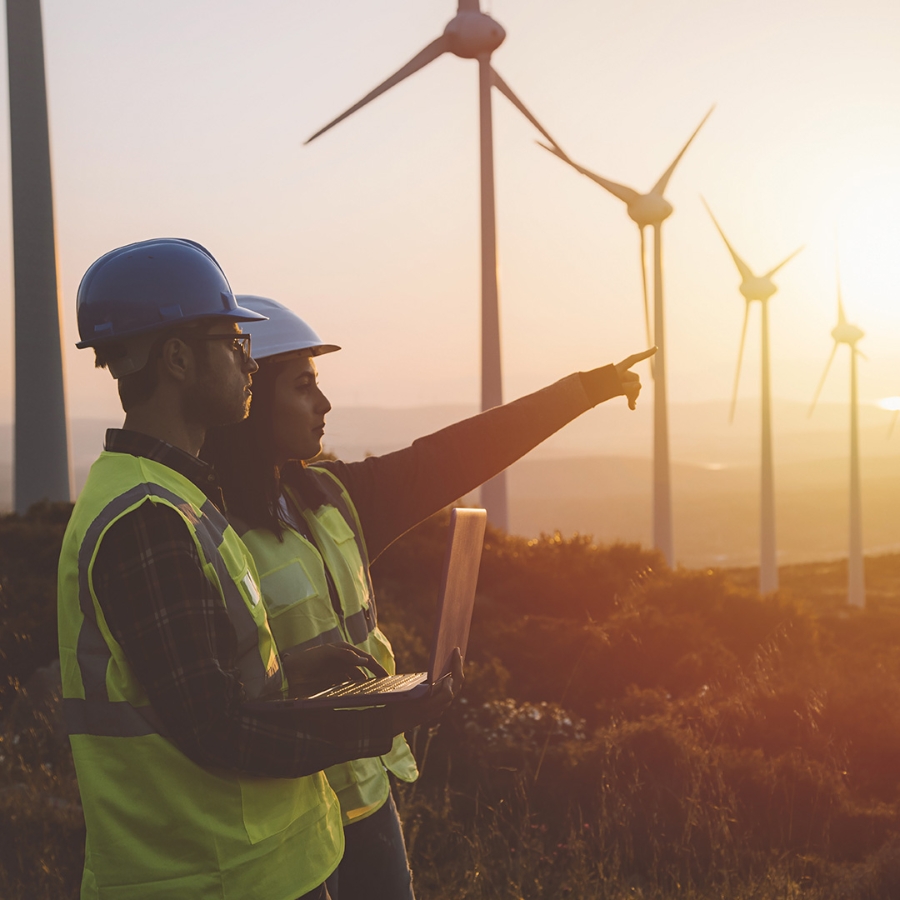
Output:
[92,429,395,778]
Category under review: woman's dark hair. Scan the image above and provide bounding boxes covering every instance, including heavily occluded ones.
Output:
[202,358,284,535]
[202,356,329,537]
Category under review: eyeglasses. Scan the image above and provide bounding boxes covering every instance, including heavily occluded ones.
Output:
[187,333,253,364]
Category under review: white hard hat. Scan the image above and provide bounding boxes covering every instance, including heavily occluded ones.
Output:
[235,295,340,360]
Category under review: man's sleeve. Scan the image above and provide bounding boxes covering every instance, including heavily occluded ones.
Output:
[321,366,623,560]
[92,500,395,778]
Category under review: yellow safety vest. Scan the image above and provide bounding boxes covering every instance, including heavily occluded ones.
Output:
[58,451,344,900]
[239,466,419,825]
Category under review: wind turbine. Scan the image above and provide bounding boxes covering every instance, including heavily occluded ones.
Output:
[809,270,866,608]
[536,107,714,566]
[305,0,561,531]
[6,0,72,513]
[702,198,802,594]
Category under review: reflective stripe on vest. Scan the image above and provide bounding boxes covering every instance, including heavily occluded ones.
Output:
[66,482,273,742]
[310,467,378,634]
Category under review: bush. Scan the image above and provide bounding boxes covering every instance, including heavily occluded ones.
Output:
[0,503,73,715]
[8,505,900,896]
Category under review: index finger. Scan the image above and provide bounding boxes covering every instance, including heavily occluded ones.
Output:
[616,347,657,370]
[365,659,389,678]
[333,645,388,677]
[354,649,389,678]
[360,651,387,678]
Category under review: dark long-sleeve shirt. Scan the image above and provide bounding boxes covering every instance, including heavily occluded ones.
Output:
[312,367,622,560]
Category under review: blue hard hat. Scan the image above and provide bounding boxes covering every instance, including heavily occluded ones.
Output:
[235,296,340,360]
[75,238,267,349]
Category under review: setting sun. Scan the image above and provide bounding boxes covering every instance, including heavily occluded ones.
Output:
[829,167,900,317]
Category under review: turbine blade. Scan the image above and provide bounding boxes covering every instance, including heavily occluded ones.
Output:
[836,263,847,325]
[836,239,842,300]
[763,245,803,279]
[809,342,839,417]
[305,35,450,144]
[536,139,574,165]
[536,141,642,206]
[729,302,751,424]
[650,104,715,196]
[700,196,755,283]
[491,67,561,148]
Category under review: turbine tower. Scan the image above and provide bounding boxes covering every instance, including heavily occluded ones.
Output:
[537,108,714,566]
[809,273,866,608]
[702,199,802,594]
[305,0,560,531]
[7,0,72,513]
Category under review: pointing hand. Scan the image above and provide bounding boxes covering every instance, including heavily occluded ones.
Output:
[615,347,657,410]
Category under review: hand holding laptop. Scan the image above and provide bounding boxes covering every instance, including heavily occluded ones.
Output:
[389,648,465,734]
[281,642,389,699]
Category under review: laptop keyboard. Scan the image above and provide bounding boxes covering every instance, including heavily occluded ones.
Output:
[316,672,427,699]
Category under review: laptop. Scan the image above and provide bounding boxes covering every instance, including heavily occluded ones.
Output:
[279,507,486,709]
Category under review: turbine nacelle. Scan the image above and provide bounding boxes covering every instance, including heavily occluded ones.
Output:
[832,321,865,346]
[444,11,506,58]
[627,193,673,229]
[739,276,777,303]
[834,284,864,346]
[810,297,866,418]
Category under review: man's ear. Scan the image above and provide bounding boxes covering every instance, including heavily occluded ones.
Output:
[158,336,192,383]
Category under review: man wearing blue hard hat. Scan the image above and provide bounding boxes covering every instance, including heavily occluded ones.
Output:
[57,238,461,900]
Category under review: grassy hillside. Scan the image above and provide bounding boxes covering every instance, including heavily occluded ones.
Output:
[4,504,900,897]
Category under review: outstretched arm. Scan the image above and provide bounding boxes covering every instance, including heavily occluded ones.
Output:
[319,351,654,560]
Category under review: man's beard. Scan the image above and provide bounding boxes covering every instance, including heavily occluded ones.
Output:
[182,366,250,429]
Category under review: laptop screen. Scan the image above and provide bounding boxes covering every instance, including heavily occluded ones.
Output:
[428,508,487,682]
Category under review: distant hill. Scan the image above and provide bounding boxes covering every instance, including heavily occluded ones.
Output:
[507,454,900,567]
[1,397,898,566]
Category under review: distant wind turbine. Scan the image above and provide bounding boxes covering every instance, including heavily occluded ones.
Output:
[305,0,560,531]
[537,107,714,566]
[887,407,899,439]
[7,0,72,512]
[702,198,802,594]
[809,269,866,608]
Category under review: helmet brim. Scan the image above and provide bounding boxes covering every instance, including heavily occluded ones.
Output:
[233,295,340,361]
[75,306,268,349]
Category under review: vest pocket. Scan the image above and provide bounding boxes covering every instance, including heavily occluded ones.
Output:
[260,560,318,613]
[261,561,337,652]
[315,506,372,607]
[315,506,356,544]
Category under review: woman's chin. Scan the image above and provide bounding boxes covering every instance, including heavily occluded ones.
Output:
[301,441,324,462]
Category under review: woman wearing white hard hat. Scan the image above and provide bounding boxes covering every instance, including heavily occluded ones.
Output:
[202,296,653,900]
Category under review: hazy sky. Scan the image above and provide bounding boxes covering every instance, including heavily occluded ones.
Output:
[1,0,899,426]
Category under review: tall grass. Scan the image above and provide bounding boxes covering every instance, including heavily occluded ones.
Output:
[5,505,900,897]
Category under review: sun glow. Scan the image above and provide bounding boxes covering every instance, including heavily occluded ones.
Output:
[831,167,900,318]
[877,397,900,411]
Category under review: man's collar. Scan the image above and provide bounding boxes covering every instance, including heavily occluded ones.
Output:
[104,428,220,498]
